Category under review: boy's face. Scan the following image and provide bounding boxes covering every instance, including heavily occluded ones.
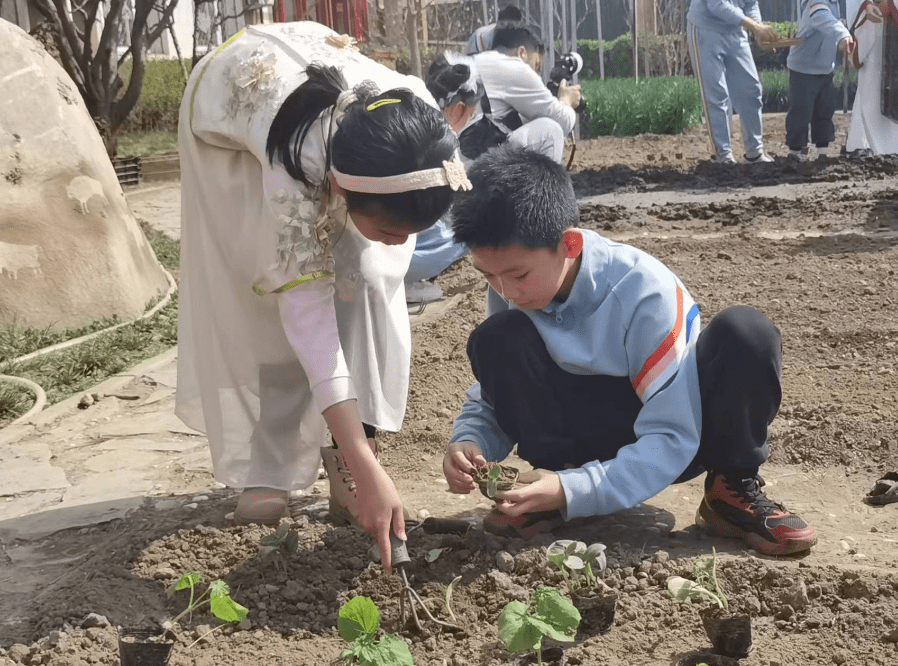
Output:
[471,232,581,310]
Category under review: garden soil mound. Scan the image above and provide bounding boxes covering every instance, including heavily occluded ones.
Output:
[2,116,897,666]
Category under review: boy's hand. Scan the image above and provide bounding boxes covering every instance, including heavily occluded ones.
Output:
[443,441,486,493]
[838,37,855,53]
[495,469,567,516]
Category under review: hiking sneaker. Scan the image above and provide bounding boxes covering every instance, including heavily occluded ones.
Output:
[714,153,737,165]
[696,472,817,555]
[745,152,774,163]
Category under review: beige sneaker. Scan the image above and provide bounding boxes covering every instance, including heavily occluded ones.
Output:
[234,487,289,525]
[320,446,361,526]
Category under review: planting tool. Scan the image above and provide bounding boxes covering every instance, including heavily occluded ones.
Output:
[389,532,461,633]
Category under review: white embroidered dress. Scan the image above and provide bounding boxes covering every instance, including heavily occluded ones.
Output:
[846,0,898,154]
[176,22,436,490]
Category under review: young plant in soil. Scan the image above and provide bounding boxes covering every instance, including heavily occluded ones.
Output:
[666,547,728,610]
[257,523,299,570]
[498,587,581,666]
[471,463,519,499]
[338,596,414,666]
[546,540,607,593]
[163,573,249,637]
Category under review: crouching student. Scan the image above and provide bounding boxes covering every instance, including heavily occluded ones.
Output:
[442,144,817,556]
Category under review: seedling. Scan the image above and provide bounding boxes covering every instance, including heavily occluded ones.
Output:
[546,540,607,592]
[486,465,501,498]
[497,587,580,666]
[667,547,728,610]
[338,596,414,666]
[163,573,249,631]
[472,463,518,500]
[258,523,299,570]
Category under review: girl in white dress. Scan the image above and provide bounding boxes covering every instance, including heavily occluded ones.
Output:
[846,0,898,154]
[176,21,467,572]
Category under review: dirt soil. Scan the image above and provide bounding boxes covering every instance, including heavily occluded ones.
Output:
[2,115,898,666]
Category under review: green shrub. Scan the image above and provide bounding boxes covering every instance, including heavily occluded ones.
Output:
[577,34,690,79]
[581,76,702,136]
[120,58,192,132]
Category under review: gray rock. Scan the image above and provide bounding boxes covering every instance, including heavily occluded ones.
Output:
[487,571,529,601]
[46,631,67,647]
[193,625,214,643]
[81,614,110,629]
[153,567,177,580]
[282,581,303,602]
[778,581,809,610]
[7,645,30,663]
[496,551,515,573]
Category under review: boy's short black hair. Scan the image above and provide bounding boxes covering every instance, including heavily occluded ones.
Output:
[451,144,578,250]
[492,21,545,54]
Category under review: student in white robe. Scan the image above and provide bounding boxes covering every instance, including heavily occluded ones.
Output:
[176,22,468,572]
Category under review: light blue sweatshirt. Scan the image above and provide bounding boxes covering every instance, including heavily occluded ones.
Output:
[450,230,704,520]
[787,0,852,75]
[687,0,762,33]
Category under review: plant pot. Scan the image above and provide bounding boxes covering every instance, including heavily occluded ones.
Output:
[571,591,616,638]
[699,608,752,659]
[473,464,519,500]
[510,645,566,665]
[676,651,741,666]
[118,628,174,666]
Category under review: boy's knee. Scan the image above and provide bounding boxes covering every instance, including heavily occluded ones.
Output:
[467,310,535,362]
[704,305,781,361]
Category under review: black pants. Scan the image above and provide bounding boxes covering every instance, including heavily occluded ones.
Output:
[466,306,782,482]
[785,69,838,150]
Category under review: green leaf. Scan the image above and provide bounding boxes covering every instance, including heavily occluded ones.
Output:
[498,601,542,653]
[174,572,202,591]
[208,580,230,597]
[527,615,576,643]
[564,555,585,571]
[370,634,414,666]
[533,588,580,636]
[666,576,722,606]
[425,548,445,563]
[339,596,380,642]
[487,466,502,481]
[209,594,249,622]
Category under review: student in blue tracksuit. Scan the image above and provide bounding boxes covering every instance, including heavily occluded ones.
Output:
[686,0,779,163]
[786,1,854,160]
[442,144,818,556]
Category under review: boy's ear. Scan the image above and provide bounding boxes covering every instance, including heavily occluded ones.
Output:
[561,229,584,259]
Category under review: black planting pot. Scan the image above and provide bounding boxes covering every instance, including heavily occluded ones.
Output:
[699,608,752,659]
[571,592,616,639]
[118,628,174,666]
[676,652,741,666]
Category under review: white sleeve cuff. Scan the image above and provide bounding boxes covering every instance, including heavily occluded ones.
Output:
[312,376,358,414]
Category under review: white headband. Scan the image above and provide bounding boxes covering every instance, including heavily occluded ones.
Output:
[330,156,472,194]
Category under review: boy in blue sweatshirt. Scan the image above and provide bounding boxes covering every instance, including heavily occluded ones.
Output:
[442,145,817,556]
[786,1,854,160]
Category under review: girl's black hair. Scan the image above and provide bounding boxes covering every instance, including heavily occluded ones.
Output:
[266,64,458,232]
[425,53,485,109]
[266,63,347,186]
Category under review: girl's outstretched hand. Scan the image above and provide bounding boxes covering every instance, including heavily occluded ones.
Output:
[350,454,406,575]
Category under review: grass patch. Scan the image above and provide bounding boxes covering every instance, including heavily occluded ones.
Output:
[118,130,178,158]
[0,226,180,427]
[581,76,702,137]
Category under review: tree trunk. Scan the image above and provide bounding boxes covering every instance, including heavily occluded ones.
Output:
[406,0,421,78]
[382,0,403,47]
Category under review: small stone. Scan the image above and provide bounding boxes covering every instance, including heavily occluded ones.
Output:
[653,551,670,564]
[153,567,177,580]
[47,631,67,646]
[77,394,95,409]
[81,614,110,629]
[7,644,29,662]
[417,509,430,520]
[779,581,809,610]
[225,512,235,521]
[496,551,515,573]
[193,625,214,643]
[191,495,210,502]
[211,481,227,489]
[832,649,849,664]
[183,503,198,510]
[237,619,252,631]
